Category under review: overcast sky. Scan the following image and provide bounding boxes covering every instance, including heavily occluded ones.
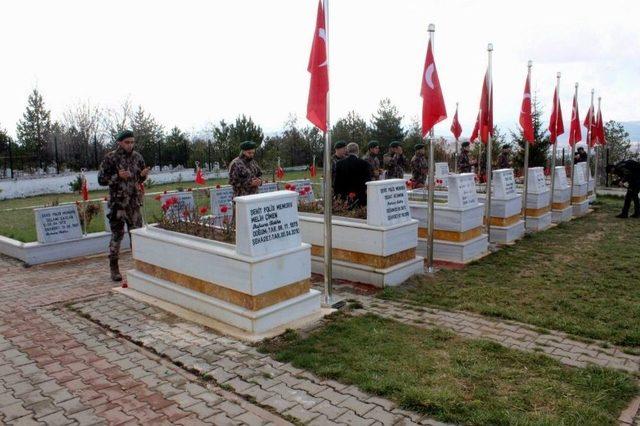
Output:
[1,0,639,146]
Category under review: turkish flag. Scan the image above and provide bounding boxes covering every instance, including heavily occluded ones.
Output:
[583,105,597,147]
[519,71,534,143]
[548,86,564,144]
[420,39,447,136]
[276,166,285,180]
[450,105,462,140]
[595,106,606,145]
[309,163,317,178]
[568,92,582,147]
[81,176,89,201]
[470,70,493,144]
[195,166,206,185]
[306,0,329,132]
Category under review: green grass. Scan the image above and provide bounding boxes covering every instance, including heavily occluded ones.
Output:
[261,313,637,425]
[381,196,640,347]
[0,170,320,242]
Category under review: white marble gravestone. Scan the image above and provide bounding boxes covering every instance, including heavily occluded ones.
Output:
[35,205,83,243]
[235,190,301,257]
[160,192,195,218]
[527,167,548,194]
[258,182,279,193]
[573,162,587,185]
[210,186,234,219]
[435,163,450,186]
[493,169,517,199]
[555,166,569,189]
[447,173,478,209]
[366,179,411,227]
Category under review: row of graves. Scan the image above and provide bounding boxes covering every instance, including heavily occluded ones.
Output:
[0,164,594,338]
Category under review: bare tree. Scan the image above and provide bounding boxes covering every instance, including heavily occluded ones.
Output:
[103,98,134,146]
[63,100,104,168]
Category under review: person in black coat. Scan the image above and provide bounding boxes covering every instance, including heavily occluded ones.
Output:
[334,142,373,207]
[607,159,640,218]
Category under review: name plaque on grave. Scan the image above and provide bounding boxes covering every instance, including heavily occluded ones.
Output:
[435,162,450,186]
[235,191,302,257]
[161,192,195,219]
[258,182,279,193]
[211,186,234,219]
[366,179,411,227]
[448,173,478,208]
[493,169,517,199]
[527,167,548,194]
[35,205,83,243]
[289,179,315,203]
[554,166,569,189]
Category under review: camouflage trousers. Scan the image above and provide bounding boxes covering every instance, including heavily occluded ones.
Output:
[108,207,143,261]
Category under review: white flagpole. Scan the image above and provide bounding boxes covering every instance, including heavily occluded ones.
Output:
[569,83,579,205]
[587,89,595,190]
[594,96,602,191]
[454,102,459,173]
[426,23,436,274]
[549,72,561,210]
[484,43,494,238]
[522,60,532,224]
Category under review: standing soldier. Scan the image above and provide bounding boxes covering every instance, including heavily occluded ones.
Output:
[98,130,150,282]
[457,141,475,173]
[331,141,347,188]
[229,141,263,197]
[362,140,381,181]
[410,143,429,188]
[384,141,407,179]
[497,144,512,169]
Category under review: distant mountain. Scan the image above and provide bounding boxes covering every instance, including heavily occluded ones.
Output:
[621,121,640,142]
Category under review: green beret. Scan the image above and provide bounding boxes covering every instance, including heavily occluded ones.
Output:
[334,141,346,149]
[240,141,257,150]
[389,141,401,148]
[414,143,425,150]
[116,130,134,142]
[461,141,470,148]
[367,140,379,149]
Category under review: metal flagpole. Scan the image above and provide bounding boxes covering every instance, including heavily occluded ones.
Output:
[484,43,493,238]
[426,23,437,274]
[454,102,459,173]
[549,72,561,209]
[322,0,340,308]
[587,89,595,189]
[81,168,88,236]
[522,60,532,224]
[594,96,601,189]
[569,83,579,204]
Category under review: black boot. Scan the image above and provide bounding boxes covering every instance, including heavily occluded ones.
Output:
[616,213,629,219]
[110,258,122,282]
[631,212,640,218]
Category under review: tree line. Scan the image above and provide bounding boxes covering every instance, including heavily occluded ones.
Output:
[0,89,635,177]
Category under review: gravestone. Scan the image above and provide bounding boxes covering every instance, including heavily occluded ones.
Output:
[435,163,450,186]
[160,192,195,219]
[447,173,478,209]
[366,179,411,226]
[492,169,517,199]
[258,182,279,193]
[210,186,234,219]
[35,205,83,243]
[573,162,587,185]
[235,191,301,257]
[288,179,315,203]
[527,167,548,194]
[554,166,569,189]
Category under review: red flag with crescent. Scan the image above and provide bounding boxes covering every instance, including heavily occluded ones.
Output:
[568,92,582,147]
[548,86,564,144]
[470,70,493,144]
[195,166,206,185]
[450,104,462,140]
[583,105,597,147]
[595,106,606,145]
[420,38,447,136]
[306,0,329,132]
[81,175,89,201]
[519,71,534,143]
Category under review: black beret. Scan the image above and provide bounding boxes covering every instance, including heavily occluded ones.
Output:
[367,140,379,149]
[389,141,401,148]
[461,141,470,148]
[414,143,425,150]
[116,130,134,142]
[334,141,346,149]
[240,141,257,150]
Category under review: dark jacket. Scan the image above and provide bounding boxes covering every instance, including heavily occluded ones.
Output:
[612,160,640,189]
[334,154,373,207]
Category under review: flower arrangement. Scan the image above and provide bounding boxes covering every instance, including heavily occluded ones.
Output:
[75,201,102,229]
[298,194,367,219]
[155,196,235,243]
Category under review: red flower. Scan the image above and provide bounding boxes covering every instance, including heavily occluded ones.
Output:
[436,179,443,185]
[169,196,179,205]
[348,192,356,199]
[199,207,209,215]
[154,195,162,201]
[406,180,414,189]
[290,184,297,191]
[121,282,128,289]
[215,184,221,189]
[220,206,229,213]
[103,196,108,201]
[161,203,169,212]
[284,183,292,190]
[182,209,190,218]
[163,190,168,194]
[187,188,192,192]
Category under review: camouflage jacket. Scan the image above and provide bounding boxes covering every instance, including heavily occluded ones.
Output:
[229,153,262,197]
[385,153,407,179]
[98,147,147,212]
[362,153,380,180]
[410,153,428,184]
[458,151,472,173]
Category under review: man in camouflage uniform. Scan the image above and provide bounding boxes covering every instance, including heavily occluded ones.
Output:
[229,141,263,197]
[410,143,429,188]
[362,140,381,181]
[331,141,347,189]
[98,130,150,281]
[457,141,474,173]
[497,144,512,169]
[384,141,407,179]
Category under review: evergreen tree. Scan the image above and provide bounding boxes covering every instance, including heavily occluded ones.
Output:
[603,120,637,164]
[163,127,190,167]
[228,115,264,162]
[211,120,232,167]
[511,96,550,171]
[369,98,406,153]
[16,89,52,169]
[331,111,370,149]
[130,106,164,166]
